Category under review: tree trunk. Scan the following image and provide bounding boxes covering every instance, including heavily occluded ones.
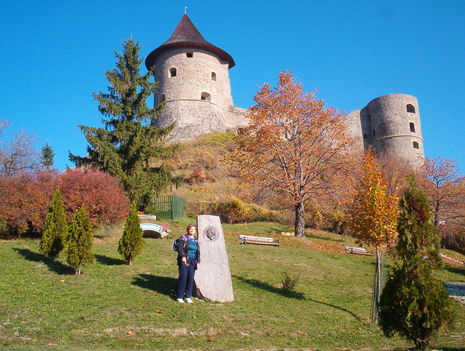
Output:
[372,247,384,323]
[295,201,305,237]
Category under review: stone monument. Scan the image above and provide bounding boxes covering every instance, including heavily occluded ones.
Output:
[194,215,234,302]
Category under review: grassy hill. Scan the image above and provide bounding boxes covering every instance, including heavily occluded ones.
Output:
[168,133,256,209]
[1,219,464,350]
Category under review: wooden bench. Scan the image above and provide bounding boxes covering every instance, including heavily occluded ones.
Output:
[344,246,373,256]
[239,235,280,247]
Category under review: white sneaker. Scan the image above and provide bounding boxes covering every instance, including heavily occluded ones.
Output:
[185,298,193,303]
[176,298,185,303]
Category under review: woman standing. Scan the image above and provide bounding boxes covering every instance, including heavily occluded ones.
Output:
[175,224,200,303]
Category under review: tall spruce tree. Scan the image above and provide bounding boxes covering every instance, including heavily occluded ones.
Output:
[69,38,178,210]
[118,202,144,265]
[66,207,94,275]
[379,176,453,351]
[39,189,68,259]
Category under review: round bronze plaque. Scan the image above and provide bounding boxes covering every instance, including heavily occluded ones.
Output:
[203,226,219,242]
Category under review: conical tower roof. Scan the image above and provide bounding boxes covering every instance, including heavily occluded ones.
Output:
[145,14,235,70]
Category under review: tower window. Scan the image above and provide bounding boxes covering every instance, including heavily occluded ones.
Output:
[413,141,419,149]
[363,134,368,139]
[169,67,177,77]
[367,114,371,123]
[159,94,165,103]
[211,72,216,81]
[409,122,415,133]
[201,92,211,101]
[186,52,193,58]
[407,104,415,113]
[372,129,376,136]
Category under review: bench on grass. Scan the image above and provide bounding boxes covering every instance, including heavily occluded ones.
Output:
[239,235,280,247]
[344,246,373,256]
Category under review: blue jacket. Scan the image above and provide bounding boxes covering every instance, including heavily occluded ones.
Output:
[175,235,200,269]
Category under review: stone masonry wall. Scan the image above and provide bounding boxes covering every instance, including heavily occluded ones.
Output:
[346,94,425,168]
[152,48,247,142]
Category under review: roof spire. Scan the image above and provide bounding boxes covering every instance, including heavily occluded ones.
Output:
[184,6,187,15]
[145,14,236,69]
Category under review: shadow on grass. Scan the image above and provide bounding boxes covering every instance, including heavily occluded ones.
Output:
[233,275,305,299]
[95,254,126,266]
[305,297,363,322]
[233,275,363,322]
[132,274,177,298]
[444,265,465,276]
[13,248,74,275]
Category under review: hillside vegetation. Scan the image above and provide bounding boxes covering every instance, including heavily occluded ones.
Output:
[167,132,293,225]
[169,132,245,203]
[1,219,464,350]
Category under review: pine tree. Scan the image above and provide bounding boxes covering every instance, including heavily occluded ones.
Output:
[66,207,94,275]
[41,143,54,169]
[69,38,178,210]
[379,176,454,351]
[39,189,68,259]
[347,150,399,322]
[118,202,144,265]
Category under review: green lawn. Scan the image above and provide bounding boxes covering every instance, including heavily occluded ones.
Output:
[1,220,464,350]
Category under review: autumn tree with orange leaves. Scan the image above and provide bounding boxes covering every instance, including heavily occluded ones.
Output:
[419,157,465,249]
[347,150,399,323]
[227,71,354,237]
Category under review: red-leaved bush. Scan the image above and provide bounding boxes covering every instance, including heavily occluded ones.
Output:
[59,168,129,226]
[0,168,129,236]
[0,171,58,234]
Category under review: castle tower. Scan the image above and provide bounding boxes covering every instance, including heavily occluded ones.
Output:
[346,94,425,168]
[145,15,247,142]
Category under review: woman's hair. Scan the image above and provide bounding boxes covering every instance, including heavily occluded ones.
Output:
[186,224,197,233]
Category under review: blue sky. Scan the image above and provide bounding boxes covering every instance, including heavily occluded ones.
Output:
[1,0,464,174]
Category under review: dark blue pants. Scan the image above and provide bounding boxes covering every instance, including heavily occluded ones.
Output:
[177,260,196,299]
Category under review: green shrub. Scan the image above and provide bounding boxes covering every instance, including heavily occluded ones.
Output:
[66,207,94,275]
[39,189,68,259]
[118,202,144,265]
[281,272,300,291]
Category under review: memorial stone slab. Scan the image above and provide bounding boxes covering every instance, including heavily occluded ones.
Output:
[195,215,234,302]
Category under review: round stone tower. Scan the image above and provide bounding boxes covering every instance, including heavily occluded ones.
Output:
[362,94,424,167]
[145,14,247,142]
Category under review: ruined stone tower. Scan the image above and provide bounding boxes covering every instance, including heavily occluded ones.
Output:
[346,94,424,168]
[145,15,247,142]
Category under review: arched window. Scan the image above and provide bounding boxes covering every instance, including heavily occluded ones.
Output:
[409,122,415,133]
[169,67,177,77]
[159,94,165,103]
[372,129,376,137]
[186,52,193,58]
[201,92,211,101]
[211,72,216,81]
[407,104,415,113]
[413,141,419,149]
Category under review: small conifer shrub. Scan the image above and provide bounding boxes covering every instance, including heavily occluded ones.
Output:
[281,272,300,291]
[379,176,454,351]
[118,202,144,265]
[39,189,68,259]
[66,207,94,275]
